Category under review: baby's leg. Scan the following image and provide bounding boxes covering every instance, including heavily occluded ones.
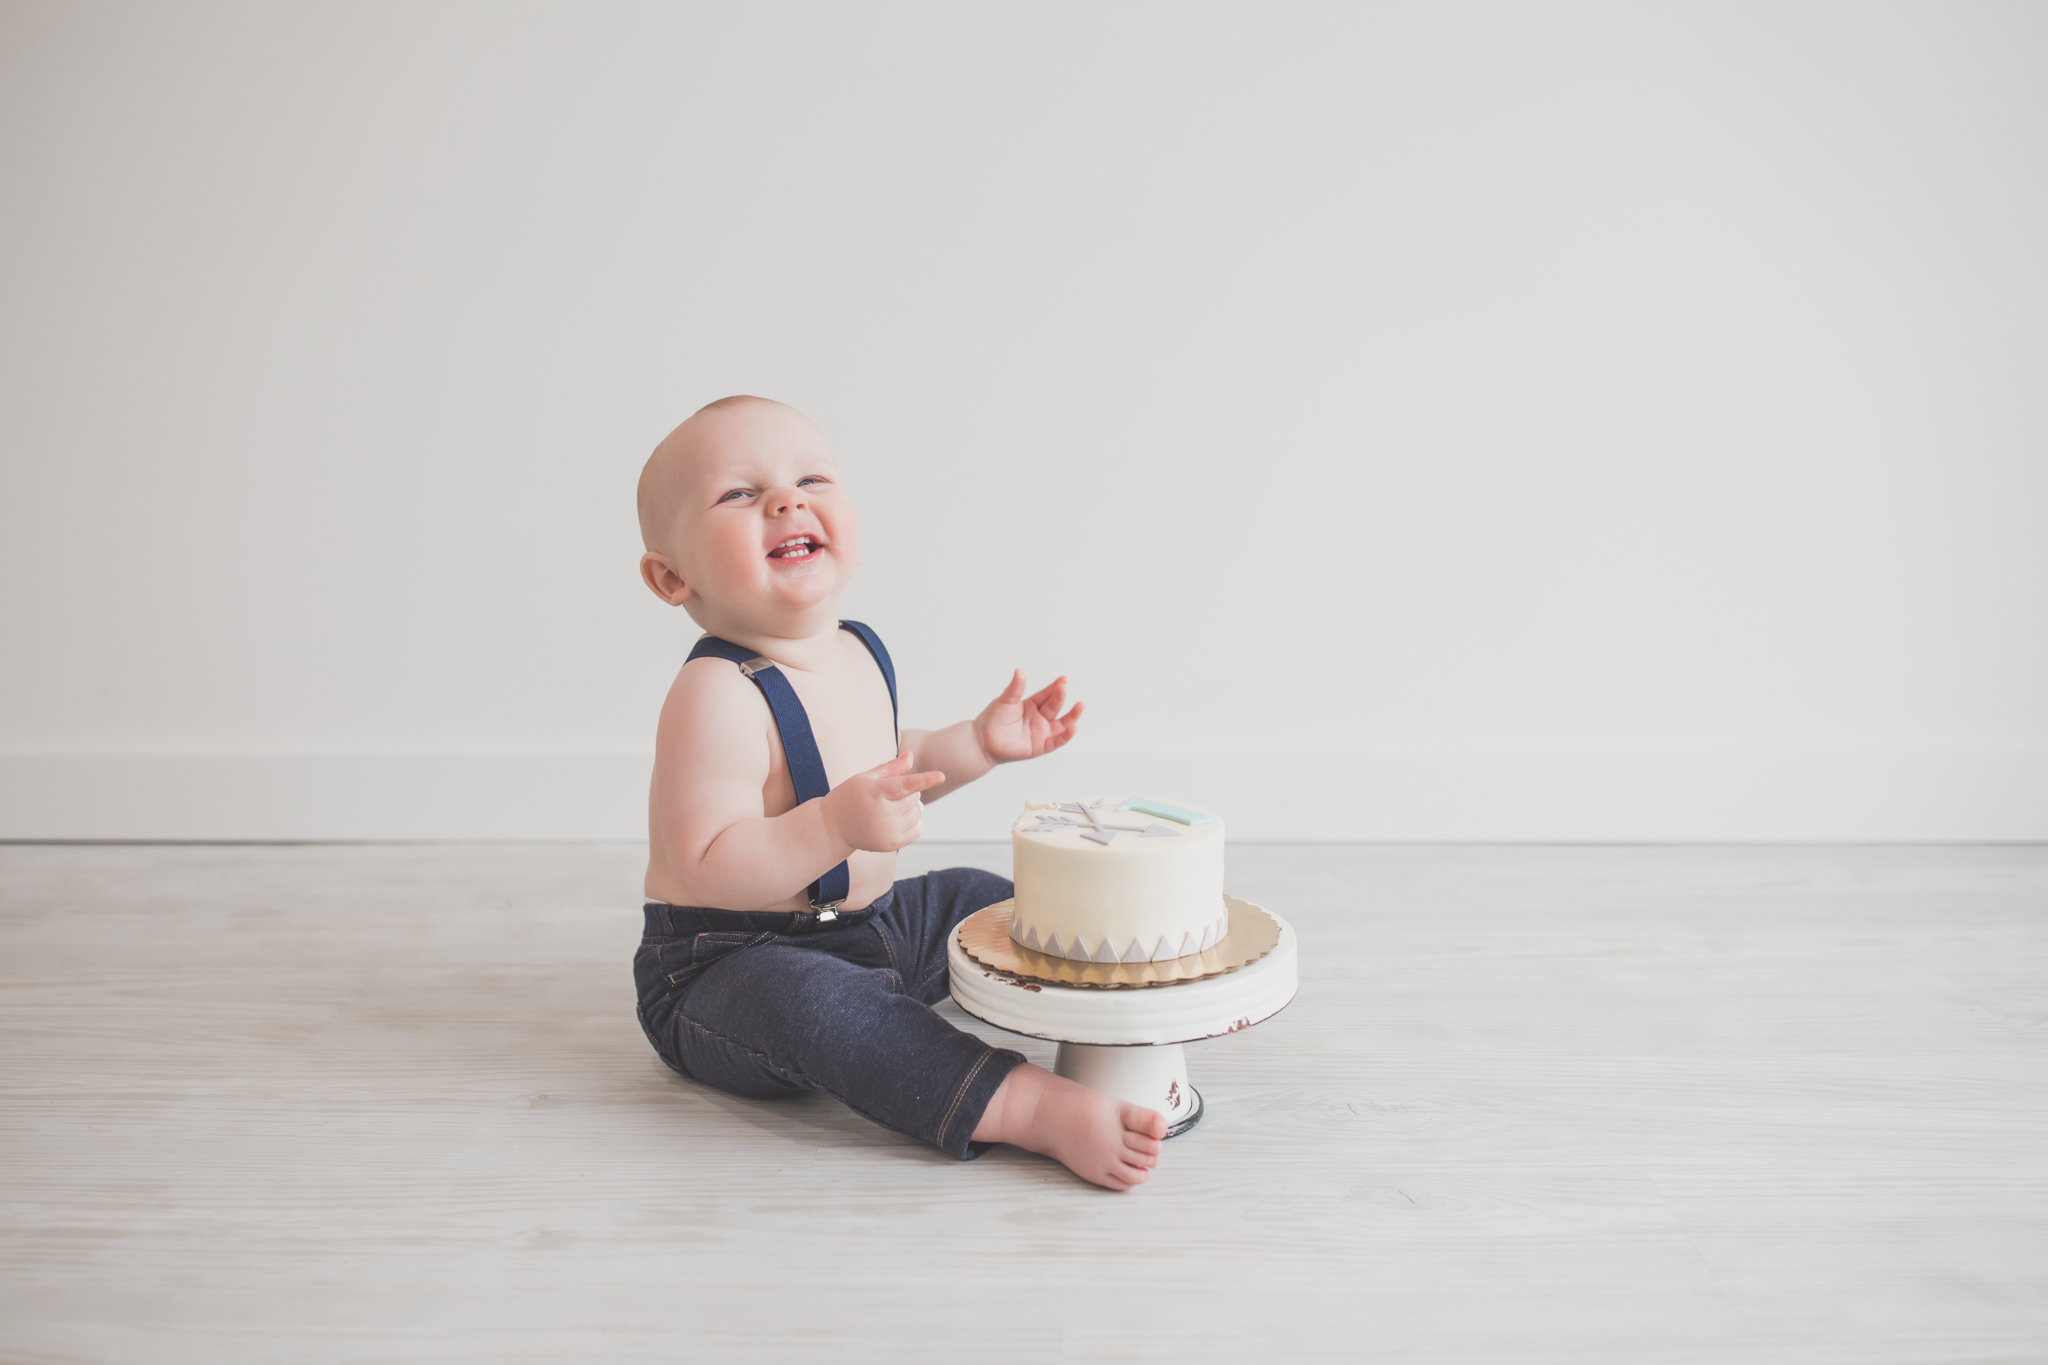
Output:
[973,1064,1167,1191]
[875,868,1169,1190]
[872,865,1016,1005]
[660,940,1023,1158]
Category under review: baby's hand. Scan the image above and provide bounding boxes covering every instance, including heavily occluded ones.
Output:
[823,752,945,853]
[974,671,1084,765]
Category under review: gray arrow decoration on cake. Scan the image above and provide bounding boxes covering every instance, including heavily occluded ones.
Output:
[1022,799,1179,846]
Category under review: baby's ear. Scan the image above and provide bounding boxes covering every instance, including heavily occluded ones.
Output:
[639,552,694,606]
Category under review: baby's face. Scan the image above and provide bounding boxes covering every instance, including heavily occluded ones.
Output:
[640,402,861,636]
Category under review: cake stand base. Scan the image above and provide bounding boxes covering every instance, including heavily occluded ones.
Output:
[1053,1041,1204,1138]
[949,902,1297,1142]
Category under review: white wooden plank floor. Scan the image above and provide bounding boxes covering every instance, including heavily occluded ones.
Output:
[2,842,2045,1364]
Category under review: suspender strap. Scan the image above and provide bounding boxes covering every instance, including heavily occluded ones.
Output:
[682,621,897,915]
[836,619,898,741]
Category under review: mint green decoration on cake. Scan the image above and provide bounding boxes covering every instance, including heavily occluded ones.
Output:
[1117,797,1215,826]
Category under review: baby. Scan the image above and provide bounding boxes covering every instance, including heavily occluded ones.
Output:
[630,395,1167,1189]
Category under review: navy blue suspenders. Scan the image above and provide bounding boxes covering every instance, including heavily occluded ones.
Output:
[684,620,899,918]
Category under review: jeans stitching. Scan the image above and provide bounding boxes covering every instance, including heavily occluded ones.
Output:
[870,919,901,977]
[671,1006,936,1147]
[936,1049,994,1153]
[671,1011,807,1091]
[663,929,776,988]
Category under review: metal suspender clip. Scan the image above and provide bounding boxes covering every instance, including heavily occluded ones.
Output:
[736,656,775,680]
[811,902,843,922]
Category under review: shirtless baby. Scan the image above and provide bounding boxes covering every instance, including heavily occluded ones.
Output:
[630,395,1166,1189]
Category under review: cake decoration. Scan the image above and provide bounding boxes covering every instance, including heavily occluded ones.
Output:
[1022,797,1173,844]
[1117,797,1214,826]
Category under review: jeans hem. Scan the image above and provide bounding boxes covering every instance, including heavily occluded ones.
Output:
[936,1046,1028,1160]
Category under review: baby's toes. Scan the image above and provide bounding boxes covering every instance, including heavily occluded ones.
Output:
[1125,1130,1163,1158]
[1121,1103,1168,1140]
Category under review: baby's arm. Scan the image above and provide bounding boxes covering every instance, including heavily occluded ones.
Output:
[903,671,1084,802]
[652,662,942,910]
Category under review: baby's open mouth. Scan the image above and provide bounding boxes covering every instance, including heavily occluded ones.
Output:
[768,535,823,561]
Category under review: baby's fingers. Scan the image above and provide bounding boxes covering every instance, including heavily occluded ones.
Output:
[877,768,946,800]
[1044,701,1084,748]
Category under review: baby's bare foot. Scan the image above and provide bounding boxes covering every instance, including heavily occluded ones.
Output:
[973,1063,1167,1190]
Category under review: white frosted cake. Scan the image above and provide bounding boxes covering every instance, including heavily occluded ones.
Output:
[1008,796,1227,963]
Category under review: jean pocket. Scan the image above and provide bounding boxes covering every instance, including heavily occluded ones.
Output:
[658,931,775,988]
[635,937,700,995]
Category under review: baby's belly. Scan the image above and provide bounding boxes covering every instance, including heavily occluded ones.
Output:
[641,842,898,913]
[838,847,899,913]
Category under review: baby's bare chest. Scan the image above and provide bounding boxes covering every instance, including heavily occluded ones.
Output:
[770,646,897,789]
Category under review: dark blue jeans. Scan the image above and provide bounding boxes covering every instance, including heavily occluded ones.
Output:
[633,868,1026,1159]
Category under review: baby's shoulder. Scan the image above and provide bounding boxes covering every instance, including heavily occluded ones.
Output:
[655,653,769,747]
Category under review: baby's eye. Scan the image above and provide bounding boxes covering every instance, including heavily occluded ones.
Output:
[718,488,752,503]
[797,476,825,487]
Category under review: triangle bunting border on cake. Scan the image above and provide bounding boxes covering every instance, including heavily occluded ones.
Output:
[1007,903,1233,966]
[972,896,1280,989]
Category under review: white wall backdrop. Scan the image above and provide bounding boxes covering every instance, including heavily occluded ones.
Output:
[2,2,2044,841]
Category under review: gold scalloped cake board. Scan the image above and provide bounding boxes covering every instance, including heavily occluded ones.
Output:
[958,895,1280,990]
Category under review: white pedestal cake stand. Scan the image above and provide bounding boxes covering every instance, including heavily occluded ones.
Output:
[947,904,1298,1137]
